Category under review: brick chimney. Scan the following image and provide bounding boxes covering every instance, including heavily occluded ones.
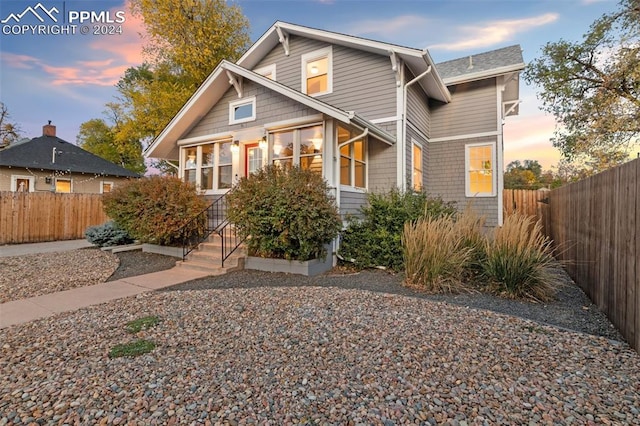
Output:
[43,121,56,137]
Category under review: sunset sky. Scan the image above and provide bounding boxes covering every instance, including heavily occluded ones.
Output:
[0,0,617,171]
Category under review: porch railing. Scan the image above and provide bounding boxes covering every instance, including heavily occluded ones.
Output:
[180,192,246,267]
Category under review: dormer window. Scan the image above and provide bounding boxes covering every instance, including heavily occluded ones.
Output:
[302,47,332,96]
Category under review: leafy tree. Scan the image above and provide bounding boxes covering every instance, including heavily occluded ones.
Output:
[0,102,21,147]
[504,160,545,189]
[524,0,640,164]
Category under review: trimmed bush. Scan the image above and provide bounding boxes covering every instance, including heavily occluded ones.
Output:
[339,189,456,270]
[481,214,562,301]
[226,165,341,261]
[103,176,207,246]
[403,214,474,293]
[84,220,134,247]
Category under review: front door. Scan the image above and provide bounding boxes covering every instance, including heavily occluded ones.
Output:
[245,143,264,176]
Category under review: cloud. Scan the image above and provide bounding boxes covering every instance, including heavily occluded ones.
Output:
[347,15,432,39]
[89,0,145,65]
[429,13,559,51]
[503,112,561,169]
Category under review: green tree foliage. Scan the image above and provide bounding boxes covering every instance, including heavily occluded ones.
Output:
[504,160,545,189]
[0,102,21,147]
[524,0,640,164]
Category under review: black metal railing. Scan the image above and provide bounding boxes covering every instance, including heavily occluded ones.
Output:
[180,192,246,267]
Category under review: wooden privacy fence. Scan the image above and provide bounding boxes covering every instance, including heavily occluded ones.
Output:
[503,189,551,234]
[0,192,109,244]
[548,159,639,352]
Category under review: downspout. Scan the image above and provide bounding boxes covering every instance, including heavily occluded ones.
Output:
[402,65,431,190]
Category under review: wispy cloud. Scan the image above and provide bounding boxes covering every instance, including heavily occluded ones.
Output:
[89,0,145,66]
[346,15,432,40]
[429,13,559,51]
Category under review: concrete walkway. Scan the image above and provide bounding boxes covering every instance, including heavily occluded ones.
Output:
[0,267,210,329]
[0,239,93,257]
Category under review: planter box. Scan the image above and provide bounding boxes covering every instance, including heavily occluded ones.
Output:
[245,255,333,277]
[142,243,183,258]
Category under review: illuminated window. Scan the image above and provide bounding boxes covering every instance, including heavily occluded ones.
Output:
[254,64,276,80]
[465,143,495,197]
[183,147,197,184]
[55,178,72,193]
[229,97,256,124]
[412,142,423,191]
[11,175,34,192]
[270,124,323,174]
[101,181,113,193]
[302,47,332,96]
[338,125,366,189]
[201,144,214,190]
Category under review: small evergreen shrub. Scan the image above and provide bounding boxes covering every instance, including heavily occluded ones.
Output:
[125,315,161,334]
[226,165,341,261]
[103,176,207,246]
[108,339,156,358]
[85,220,134,247]
[339,189,456,270]
[481,214,562,301]
[403,215,473,292]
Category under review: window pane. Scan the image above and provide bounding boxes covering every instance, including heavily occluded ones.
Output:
[413,144,423,191]
[16,178,30,192]
[340,144,350,157]
[234,103,253,120]
[218,165,232,189]
[184,169,196,183]
[300,155,322,174]
[337,126,351,144]
[354,140,364,161]
[340,156,351,186]
[469,171,492,194]
[202,145,214,166]
[355,161,366,188]
[300,125,323,154]
[272,131,294,160]
[102,183,112,193]
[273,158,293,170]
[185,148,197,169]
[56,180,71,193]
[219,142,232,164]
[307,75,327,95]
[468,145,493,194]
[247,147,263,175]
[201,167,213,190]
[307,57,328,76]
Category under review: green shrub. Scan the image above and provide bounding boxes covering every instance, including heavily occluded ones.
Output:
[226,165,341,261]
[103,176,207,246]
[339,189,456,270]
[403,215,473,292]
[108,339,156,358]
[481,214,562,301]
[125,315,161,334]
[84,220,134,247]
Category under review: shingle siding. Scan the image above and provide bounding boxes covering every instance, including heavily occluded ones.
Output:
[253,35,397,120]
[426,136,498,227]
[186,81,320,139]
[429,78,497,139]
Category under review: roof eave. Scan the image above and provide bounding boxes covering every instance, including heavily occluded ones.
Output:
[442,63,525,86]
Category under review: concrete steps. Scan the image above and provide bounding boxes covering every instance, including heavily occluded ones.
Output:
[175,234,246,275]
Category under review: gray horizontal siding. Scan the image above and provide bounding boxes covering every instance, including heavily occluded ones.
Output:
[429,78,497,139]
[406,67,430,138]
[186,80,319,139]
[253,35,397,120]
[426,136,498,227]
[340,190,367,218]
[368,138,396,192]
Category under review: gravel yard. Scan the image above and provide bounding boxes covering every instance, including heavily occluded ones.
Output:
[1,287,639,425]
[1,250,638,424]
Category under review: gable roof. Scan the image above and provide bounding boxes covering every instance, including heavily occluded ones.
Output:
[436,45,525,85]
[238,21,451,103]
[0,136,140,177]
[145,60,396,159]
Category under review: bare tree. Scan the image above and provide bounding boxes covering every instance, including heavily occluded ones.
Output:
[0,102,21,147]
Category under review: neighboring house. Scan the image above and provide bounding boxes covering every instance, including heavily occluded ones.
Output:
[0,122,139,194]
[145,22,524,227]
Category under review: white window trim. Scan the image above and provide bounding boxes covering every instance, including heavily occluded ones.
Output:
[10,175,35,192]
[465,142,496,197]
[301,46,333,96]
[339,131,368,191]
[100,181,114,194]
[229,96,256,125]
[254,64,276,80]
[55,177,73,193]
[411,139,423,191]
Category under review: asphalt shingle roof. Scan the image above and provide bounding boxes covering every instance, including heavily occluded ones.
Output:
[436,45,524,81]
[0,135,140,178]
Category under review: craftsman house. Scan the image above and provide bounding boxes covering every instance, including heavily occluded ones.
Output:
[145,22,524,227]
[0,122,139,194]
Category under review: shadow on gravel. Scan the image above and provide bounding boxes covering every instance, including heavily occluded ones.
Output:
[160,268,624,343]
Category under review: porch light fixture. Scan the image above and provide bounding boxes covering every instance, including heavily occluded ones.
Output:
[230,140,240,154]
[259,136,268,150]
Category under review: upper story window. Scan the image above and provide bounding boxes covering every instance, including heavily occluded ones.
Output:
[465,142,496,197]
[229,97,256,125]
[254,64,276,80]
[338,125,366,189]
[301,47,332,96]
